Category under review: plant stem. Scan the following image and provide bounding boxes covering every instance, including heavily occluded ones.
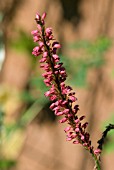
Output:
[92,153,101,170]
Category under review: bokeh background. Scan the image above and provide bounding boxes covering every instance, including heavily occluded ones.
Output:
[0,0,114,170]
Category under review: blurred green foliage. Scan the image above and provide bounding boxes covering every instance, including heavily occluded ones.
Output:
[65,37,111,87]
[10,30,35,55]
[0,159,16,169]
[111,69,114,79]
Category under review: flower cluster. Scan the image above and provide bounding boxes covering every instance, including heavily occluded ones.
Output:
[31,12,101,156]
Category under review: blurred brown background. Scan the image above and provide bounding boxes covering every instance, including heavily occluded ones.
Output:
[0,0,114,170]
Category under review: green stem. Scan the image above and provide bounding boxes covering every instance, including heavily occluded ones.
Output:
[92,153,101,170]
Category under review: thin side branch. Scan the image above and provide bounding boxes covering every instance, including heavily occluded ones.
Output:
[97,123,114,150]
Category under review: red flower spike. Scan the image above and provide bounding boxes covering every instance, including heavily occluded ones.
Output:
[31,12,101,163]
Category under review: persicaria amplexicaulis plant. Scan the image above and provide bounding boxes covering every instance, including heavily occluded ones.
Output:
[31,12,114,170]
